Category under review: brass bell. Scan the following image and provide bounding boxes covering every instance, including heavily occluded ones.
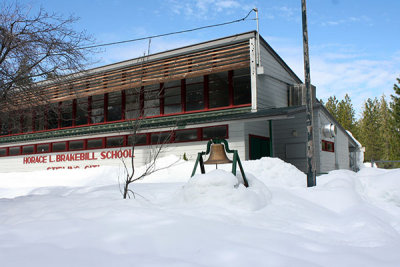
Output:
[204,143,232,165]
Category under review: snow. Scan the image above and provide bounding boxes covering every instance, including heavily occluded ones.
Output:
[1,156,400,266]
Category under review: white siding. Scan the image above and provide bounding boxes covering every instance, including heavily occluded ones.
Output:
[317,109,351,173]
[272,110,320,173]
[0,122,247,173]
[256,43,297,109]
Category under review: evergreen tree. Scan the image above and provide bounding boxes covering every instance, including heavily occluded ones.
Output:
[359,98,382,161]
[378,95,394,160]
[390,76,400,159]
[325,96,338,120]
[336,94,357,137]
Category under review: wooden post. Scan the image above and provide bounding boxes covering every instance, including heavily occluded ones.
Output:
[301,0,316,187]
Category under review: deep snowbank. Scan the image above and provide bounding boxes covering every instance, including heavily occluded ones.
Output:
[0,156,399,267]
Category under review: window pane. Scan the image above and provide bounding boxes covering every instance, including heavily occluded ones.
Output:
[52,142,66,152]
[76,98,88,125]
[107,136,124,147]
[9,117,21,134]
[209,72,229,108]
[37,144,50,153]
[34,106,46,131]
[175,129,198,142]
[22,145,35,154]
[91,94,104,123]
[0,148,7,156]
[186,77,204,111]
[0,114,9,135]
[144,84,160,117]
[127,134,147,146]
[125,88,141,119]
[87,139,103,149]
[107,91,122,121]
[22,111,33,133]
[202,126,227,140]
[233,68,251,105]
[9,147,21,156]
[47,104,59,130]
[164,81,181,114]
[69,140,85,150]
[151,132,171,144]
[61,100,73,128]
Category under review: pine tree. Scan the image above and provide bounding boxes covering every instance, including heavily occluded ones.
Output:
[325,96,338,120]
[378,95,393,160]
[359,98,383,161]
[390,76,400,159]
[336,94,358,137]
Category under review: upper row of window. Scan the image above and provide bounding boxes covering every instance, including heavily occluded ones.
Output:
[0,68,250,136]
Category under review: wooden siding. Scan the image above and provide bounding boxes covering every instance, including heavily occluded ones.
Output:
[12,41,250,107]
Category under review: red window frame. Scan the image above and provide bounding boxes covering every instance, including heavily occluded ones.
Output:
[0,69,251,138]
[37,143,51,154]
[0,125,229,157]
[0,147,9,157]
[22,144,36,155]
[201,125,229,141]
[322,140,335,152]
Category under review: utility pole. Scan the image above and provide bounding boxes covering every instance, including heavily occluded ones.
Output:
[301,0,316,187]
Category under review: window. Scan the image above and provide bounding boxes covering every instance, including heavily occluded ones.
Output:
[175,129,198,142]
[91,94,104,123]
[106,136,124,148]
[69,140,85,151]
[22,111,33,133]
[9,117,21,134]
[76,97,88,126]
[34,106,46,131]
[87,138,103,149]
[0,114,9,135]
[151,132,171,144]
[202,125,228,140]
[107,91,122,121]
[47,104,59,130]
[322,140,335,152]
[163,80,181,114]
[143,84,160,117]
[52,142,66,152]
[9,147,21,156]
[0,148,8,156]
[37,144,50,153]
[22,145,35,155]
[209,71,229,108]
[186,76,204,111]
[233,68,251,105]
[125,88,141,119]
[60,100,73,127]
[127,134,147,146]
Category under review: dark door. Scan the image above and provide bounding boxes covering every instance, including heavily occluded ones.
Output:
[249,135,270,160]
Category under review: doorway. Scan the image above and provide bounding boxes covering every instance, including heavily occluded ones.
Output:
[249,134,271,160]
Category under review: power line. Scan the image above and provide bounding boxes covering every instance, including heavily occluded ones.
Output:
[79,9,256,50]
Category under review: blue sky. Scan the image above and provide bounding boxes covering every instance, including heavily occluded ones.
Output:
[18,0,400,115]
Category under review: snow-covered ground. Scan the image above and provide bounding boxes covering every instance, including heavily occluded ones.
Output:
[1,156,400,267]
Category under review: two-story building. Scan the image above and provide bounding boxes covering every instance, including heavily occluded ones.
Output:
[0,31,362,173]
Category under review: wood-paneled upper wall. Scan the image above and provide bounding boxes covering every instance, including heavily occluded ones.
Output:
[17,41,250,106]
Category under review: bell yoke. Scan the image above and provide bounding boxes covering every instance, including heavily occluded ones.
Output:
[191,139,249,187]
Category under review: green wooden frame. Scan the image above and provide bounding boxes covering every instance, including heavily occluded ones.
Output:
[191,138,249,187]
